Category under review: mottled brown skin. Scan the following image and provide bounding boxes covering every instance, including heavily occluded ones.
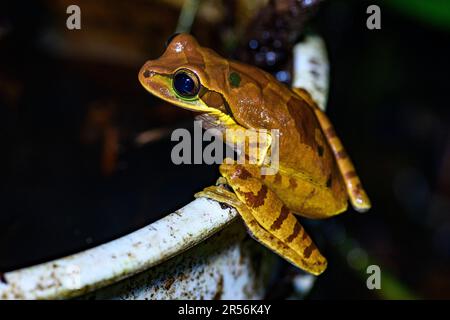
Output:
[138,34,371,275]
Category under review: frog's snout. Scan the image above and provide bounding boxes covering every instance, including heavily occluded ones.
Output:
[141,68,155,79]
[138,61,172,98]
[138,61,156,85]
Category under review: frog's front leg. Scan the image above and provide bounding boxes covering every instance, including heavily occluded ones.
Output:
[219,116,272,167]
[196,162,327,275]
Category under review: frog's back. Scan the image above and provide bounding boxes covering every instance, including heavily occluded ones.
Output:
[228,61,348,218]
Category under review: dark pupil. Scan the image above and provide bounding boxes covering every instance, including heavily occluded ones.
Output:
[173,72,198,97]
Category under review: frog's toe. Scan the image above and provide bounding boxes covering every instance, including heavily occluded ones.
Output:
[194,185,241,208]
[215,176,228,186]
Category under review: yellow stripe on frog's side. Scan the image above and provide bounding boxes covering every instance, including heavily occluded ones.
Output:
[220,163,327,275]
[293,88,371,212]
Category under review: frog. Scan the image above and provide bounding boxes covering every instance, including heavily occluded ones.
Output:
[138,33,371,275]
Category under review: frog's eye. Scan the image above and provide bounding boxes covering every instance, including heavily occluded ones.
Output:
[173,69,200,98]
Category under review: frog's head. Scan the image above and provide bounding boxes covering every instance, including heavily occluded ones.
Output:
[139,33,260,127]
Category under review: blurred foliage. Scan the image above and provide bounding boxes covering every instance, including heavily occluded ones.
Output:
[384,0,450,31]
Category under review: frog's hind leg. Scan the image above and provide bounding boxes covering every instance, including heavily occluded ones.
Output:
[217,163,327,275]
[195,184,326,275]
[294,89,371,212]
[314,108,371,212]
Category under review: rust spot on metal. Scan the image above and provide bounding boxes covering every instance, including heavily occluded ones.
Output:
[309,58,320,65]
[174,211,183,217]
[310,69,320,78]
[164,277,175,290]
[219,202,233,210]
[178,273,189,281]
[213,275,224,300]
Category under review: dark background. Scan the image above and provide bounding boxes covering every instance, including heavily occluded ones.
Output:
[0,0,449,299]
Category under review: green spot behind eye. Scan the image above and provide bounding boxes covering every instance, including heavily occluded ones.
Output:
[229,72,241,88]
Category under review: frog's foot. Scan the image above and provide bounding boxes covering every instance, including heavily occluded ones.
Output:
[195,184,324,275]
[215,176,228,186]
[194,185,242,208]
[220,163,328,275]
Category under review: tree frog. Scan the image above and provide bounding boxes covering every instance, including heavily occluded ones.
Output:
[138,34,371,275]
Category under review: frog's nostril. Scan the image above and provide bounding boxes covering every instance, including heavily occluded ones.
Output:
[143,70,151,78]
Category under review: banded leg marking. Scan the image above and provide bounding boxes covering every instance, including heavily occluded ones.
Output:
[220,163,327,275]
[292,87,371,212]
[313,108,371,212]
